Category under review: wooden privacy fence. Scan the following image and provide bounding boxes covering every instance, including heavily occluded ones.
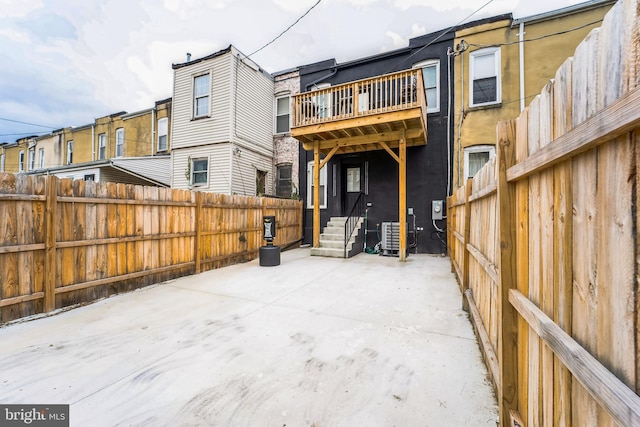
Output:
[0,174,302,323]
[448,0,640,426]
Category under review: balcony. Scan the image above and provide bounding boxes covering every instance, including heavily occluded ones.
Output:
[291,69,427,155]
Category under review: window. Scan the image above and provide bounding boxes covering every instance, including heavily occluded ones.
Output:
[98,134,106,160]
[307,161,327,209]
[157,117,168,152]
[67,141,73,165]
[39,148,44,168]
[346,167,360,192]
[414,60,440,113]
[191,157,208,186]
[470,48,501,107]
[256,170,267,196]
[275,96,290,133]
[0,153,4,172]
[464,145,496,180]
[28,148,35,171]
[313,83,332,119]
[115,128,124,157]
[276,164,292,198]
[18,150,24,172]
[193,74,210,118]
[84,174,95,181]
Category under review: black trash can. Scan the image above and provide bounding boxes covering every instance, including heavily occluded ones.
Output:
[259,216,280,267]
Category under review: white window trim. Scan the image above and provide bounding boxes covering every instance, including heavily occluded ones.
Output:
[115,128,124,157]
[0,153,4,172]
[464,144,496,181]
[274,95,291,134]
[469,47,501,107]
[193,72,211,119]
[190,156,209,188]
[28,148,35,171]
[98,134,106,160]
[306,161,327,209]
[67,141,74,165]
[157,117,168,152]
[312,82,332,119]
[18,150,24,172]
[413,59,440,113]
[39,148,44,169]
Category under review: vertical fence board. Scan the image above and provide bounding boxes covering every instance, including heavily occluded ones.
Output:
[552,57,574,427]
[515,108,530,420]
[539,81,555,427]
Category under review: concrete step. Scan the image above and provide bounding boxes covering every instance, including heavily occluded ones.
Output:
[320,233,343,241]
[310,247,346,258]
[319,239,357,249]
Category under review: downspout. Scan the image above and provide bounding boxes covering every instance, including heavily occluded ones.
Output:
[304,67,337,91]
[151,107,156,156]
[457,46,465,188]
[446,47,454,197]
[519,21,525,112]
[91,124,95,161]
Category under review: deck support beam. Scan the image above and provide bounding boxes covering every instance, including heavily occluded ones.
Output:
[399,131,407,262]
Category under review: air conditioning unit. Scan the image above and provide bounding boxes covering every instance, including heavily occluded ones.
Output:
[380,222,400,256]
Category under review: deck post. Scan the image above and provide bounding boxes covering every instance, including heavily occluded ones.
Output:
[313,141,320,248]
[399,130,407,262]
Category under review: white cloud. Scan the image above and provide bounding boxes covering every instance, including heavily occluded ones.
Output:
[392,0,516,14]
[384,31,407,49]
[0,0,43,18]
[163,0,226,18]
[0,29,31,44]
[409,23,426,38]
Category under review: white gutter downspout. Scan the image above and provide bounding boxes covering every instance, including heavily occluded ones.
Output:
[91,124,95,161]
[519,21,525,112]
[151,108,155,156]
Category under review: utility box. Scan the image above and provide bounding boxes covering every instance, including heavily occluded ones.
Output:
[432,200,444,220]
[260,215,280,266]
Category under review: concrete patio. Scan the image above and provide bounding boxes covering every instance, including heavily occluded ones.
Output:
[0,248,497,426]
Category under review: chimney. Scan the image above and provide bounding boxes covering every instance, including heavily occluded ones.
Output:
[186,52,191,62]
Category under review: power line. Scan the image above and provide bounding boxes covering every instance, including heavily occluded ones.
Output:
[467,18,603,48]
[386,0,496,74]
[0,116,58,129]
[248,0,322,57]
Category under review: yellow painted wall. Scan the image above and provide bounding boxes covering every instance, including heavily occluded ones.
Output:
[452,2,613,189]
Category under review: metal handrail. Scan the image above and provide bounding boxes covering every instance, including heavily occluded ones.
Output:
[344,192,366,258]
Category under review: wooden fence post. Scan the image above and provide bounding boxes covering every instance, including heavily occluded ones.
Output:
[194,191,203,274]
[461,179,473,311]
[496,120,519,423]
[44,175,58,312]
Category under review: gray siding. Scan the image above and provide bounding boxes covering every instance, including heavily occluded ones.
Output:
[230,145,273,196]
[171,145,231,193]
[232,55,274,158]
[171,54,233,150]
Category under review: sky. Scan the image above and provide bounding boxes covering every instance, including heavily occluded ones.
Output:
[0,0,590,141]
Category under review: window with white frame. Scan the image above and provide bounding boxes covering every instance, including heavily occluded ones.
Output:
[98,134,106,160]
[414,59,440,113]
[115,128,124,157]
[67,141,73,164]
[470,48,501,107]
[191,157,208,186]
[193,74,210,118]
[157,117,168,152]
[18,150,24,172]
[28,148,35,171]
[0,153,4,172]
[464,145,495,181]
[307,161,327,209]
[275,95,290,133]
[38,148,44,169]
[313,83,332,119]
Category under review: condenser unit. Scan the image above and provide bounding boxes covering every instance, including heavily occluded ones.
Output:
[380,222,400,256]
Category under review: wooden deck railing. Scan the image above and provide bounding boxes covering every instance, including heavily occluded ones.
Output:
[292,69,425,128]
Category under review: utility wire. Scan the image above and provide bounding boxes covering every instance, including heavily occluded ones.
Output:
[248,0,322,58]
[386,0,495,74]
[0,116,58,130]
[467,18,603,48]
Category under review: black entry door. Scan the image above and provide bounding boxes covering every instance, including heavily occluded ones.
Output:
[342,162,363,216]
